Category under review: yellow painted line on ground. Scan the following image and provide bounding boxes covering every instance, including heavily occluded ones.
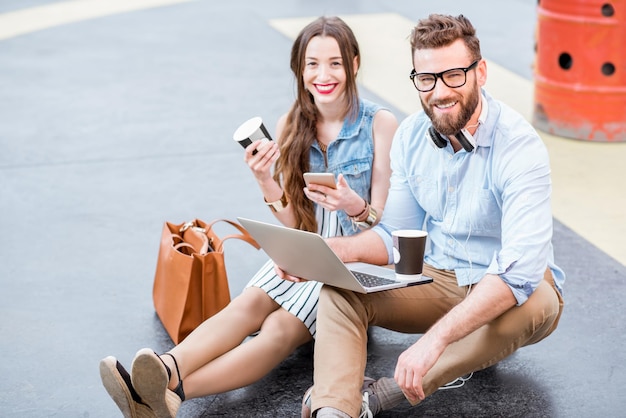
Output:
[0,0,194,41]
[271,14,626,266]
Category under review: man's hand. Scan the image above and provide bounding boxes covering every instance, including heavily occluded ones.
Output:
[394,274,517,402]
[394,332,445,402]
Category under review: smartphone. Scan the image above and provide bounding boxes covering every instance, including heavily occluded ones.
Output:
[304,172,336,189]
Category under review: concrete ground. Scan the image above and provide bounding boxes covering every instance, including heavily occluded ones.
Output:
[1,0,625,417]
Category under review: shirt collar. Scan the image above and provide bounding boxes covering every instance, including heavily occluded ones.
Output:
[474,90,496,148]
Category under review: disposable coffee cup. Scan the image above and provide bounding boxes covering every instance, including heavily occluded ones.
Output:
[392,230,428,280]
[233,116,273,155]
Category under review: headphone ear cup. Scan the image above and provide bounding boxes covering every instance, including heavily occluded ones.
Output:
[427,126,447,149]
[456,130,476,152]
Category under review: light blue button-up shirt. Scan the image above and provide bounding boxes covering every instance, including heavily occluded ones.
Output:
[373,90,565,305]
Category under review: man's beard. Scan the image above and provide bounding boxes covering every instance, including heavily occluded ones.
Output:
[421,83,480,136]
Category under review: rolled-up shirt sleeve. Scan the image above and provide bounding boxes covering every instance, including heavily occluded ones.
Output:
[486,126,554,305]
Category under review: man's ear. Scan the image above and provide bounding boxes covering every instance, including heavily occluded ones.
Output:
[477,59,488,87]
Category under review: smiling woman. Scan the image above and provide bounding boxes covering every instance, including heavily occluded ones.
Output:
[98,14,398,418]
[0,0,192,41]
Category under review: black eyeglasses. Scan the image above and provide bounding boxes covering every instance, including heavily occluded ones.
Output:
[409,60,479,92]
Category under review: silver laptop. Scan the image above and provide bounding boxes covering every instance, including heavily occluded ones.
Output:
[237,217,433,293]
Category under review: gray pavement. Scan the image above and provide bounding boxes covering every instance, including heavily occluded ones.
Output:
[1,0,625,417]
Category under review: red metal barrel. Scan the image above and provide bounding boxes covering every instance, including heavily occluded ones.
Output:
[533,0,626,142]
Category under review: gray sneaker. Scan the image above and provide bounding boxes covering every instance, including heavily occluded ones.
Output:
[301,379,375,418]
[360,377,380,416]
[359,390,374,418]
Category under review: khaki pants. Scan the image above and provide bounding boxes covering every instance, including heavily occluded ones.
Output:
[311,265,564,417]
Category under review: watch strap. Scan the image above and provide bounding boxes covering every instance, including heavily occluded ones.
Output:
[264,192,289,212]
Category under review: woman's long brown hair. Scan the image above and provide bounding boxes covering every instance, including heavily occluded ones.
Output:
[274,16,360,232]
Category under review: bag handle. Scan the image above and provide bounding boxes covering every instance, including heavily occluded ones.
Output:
[169,233,198,255]
[205,219,260,252]
[173,242,197,256]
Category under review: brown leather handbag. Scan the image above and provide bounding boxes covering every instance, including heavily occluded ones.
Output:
[152,219,259,344]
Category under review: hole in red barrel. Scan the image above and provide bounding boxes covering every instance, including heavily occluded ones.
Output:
[601,3,615,17]
[601,62,615,76]
[558,53,573,70]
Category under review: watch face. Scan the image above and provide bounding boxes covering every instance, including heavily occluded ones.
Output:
[362,210,377,227]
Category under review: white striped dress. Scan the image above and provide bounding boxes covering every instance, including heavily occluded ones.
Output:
[245,206,345,338]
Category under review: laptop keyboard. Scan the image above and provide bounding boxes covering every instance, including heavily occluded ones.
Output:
[350,271,397,288]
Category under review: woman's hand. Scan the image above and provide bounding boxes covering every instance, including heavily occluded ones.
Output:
[244,139,280,182]
[274,263,308,283]
[304,174,364,215]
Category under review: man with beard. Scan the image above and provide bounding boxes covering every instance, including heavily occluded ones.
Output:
[293,14,566,418]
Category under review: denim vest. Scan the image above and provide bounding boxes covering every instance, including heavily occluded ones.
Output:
[308,99,383,234]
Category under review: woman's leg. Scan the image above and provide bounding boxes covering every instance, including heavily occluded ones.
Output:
[159,287,281,393]
[182,304,312,398]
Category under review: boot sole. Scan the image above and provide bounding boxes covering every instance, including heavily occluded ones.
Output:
[131,349,174,418]
[100,356,153,418]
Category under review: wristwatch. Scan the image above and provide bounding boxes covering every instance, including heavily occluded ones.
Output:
[264,192,289,212]
[350,205,378,231]
[354,206,378,229]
